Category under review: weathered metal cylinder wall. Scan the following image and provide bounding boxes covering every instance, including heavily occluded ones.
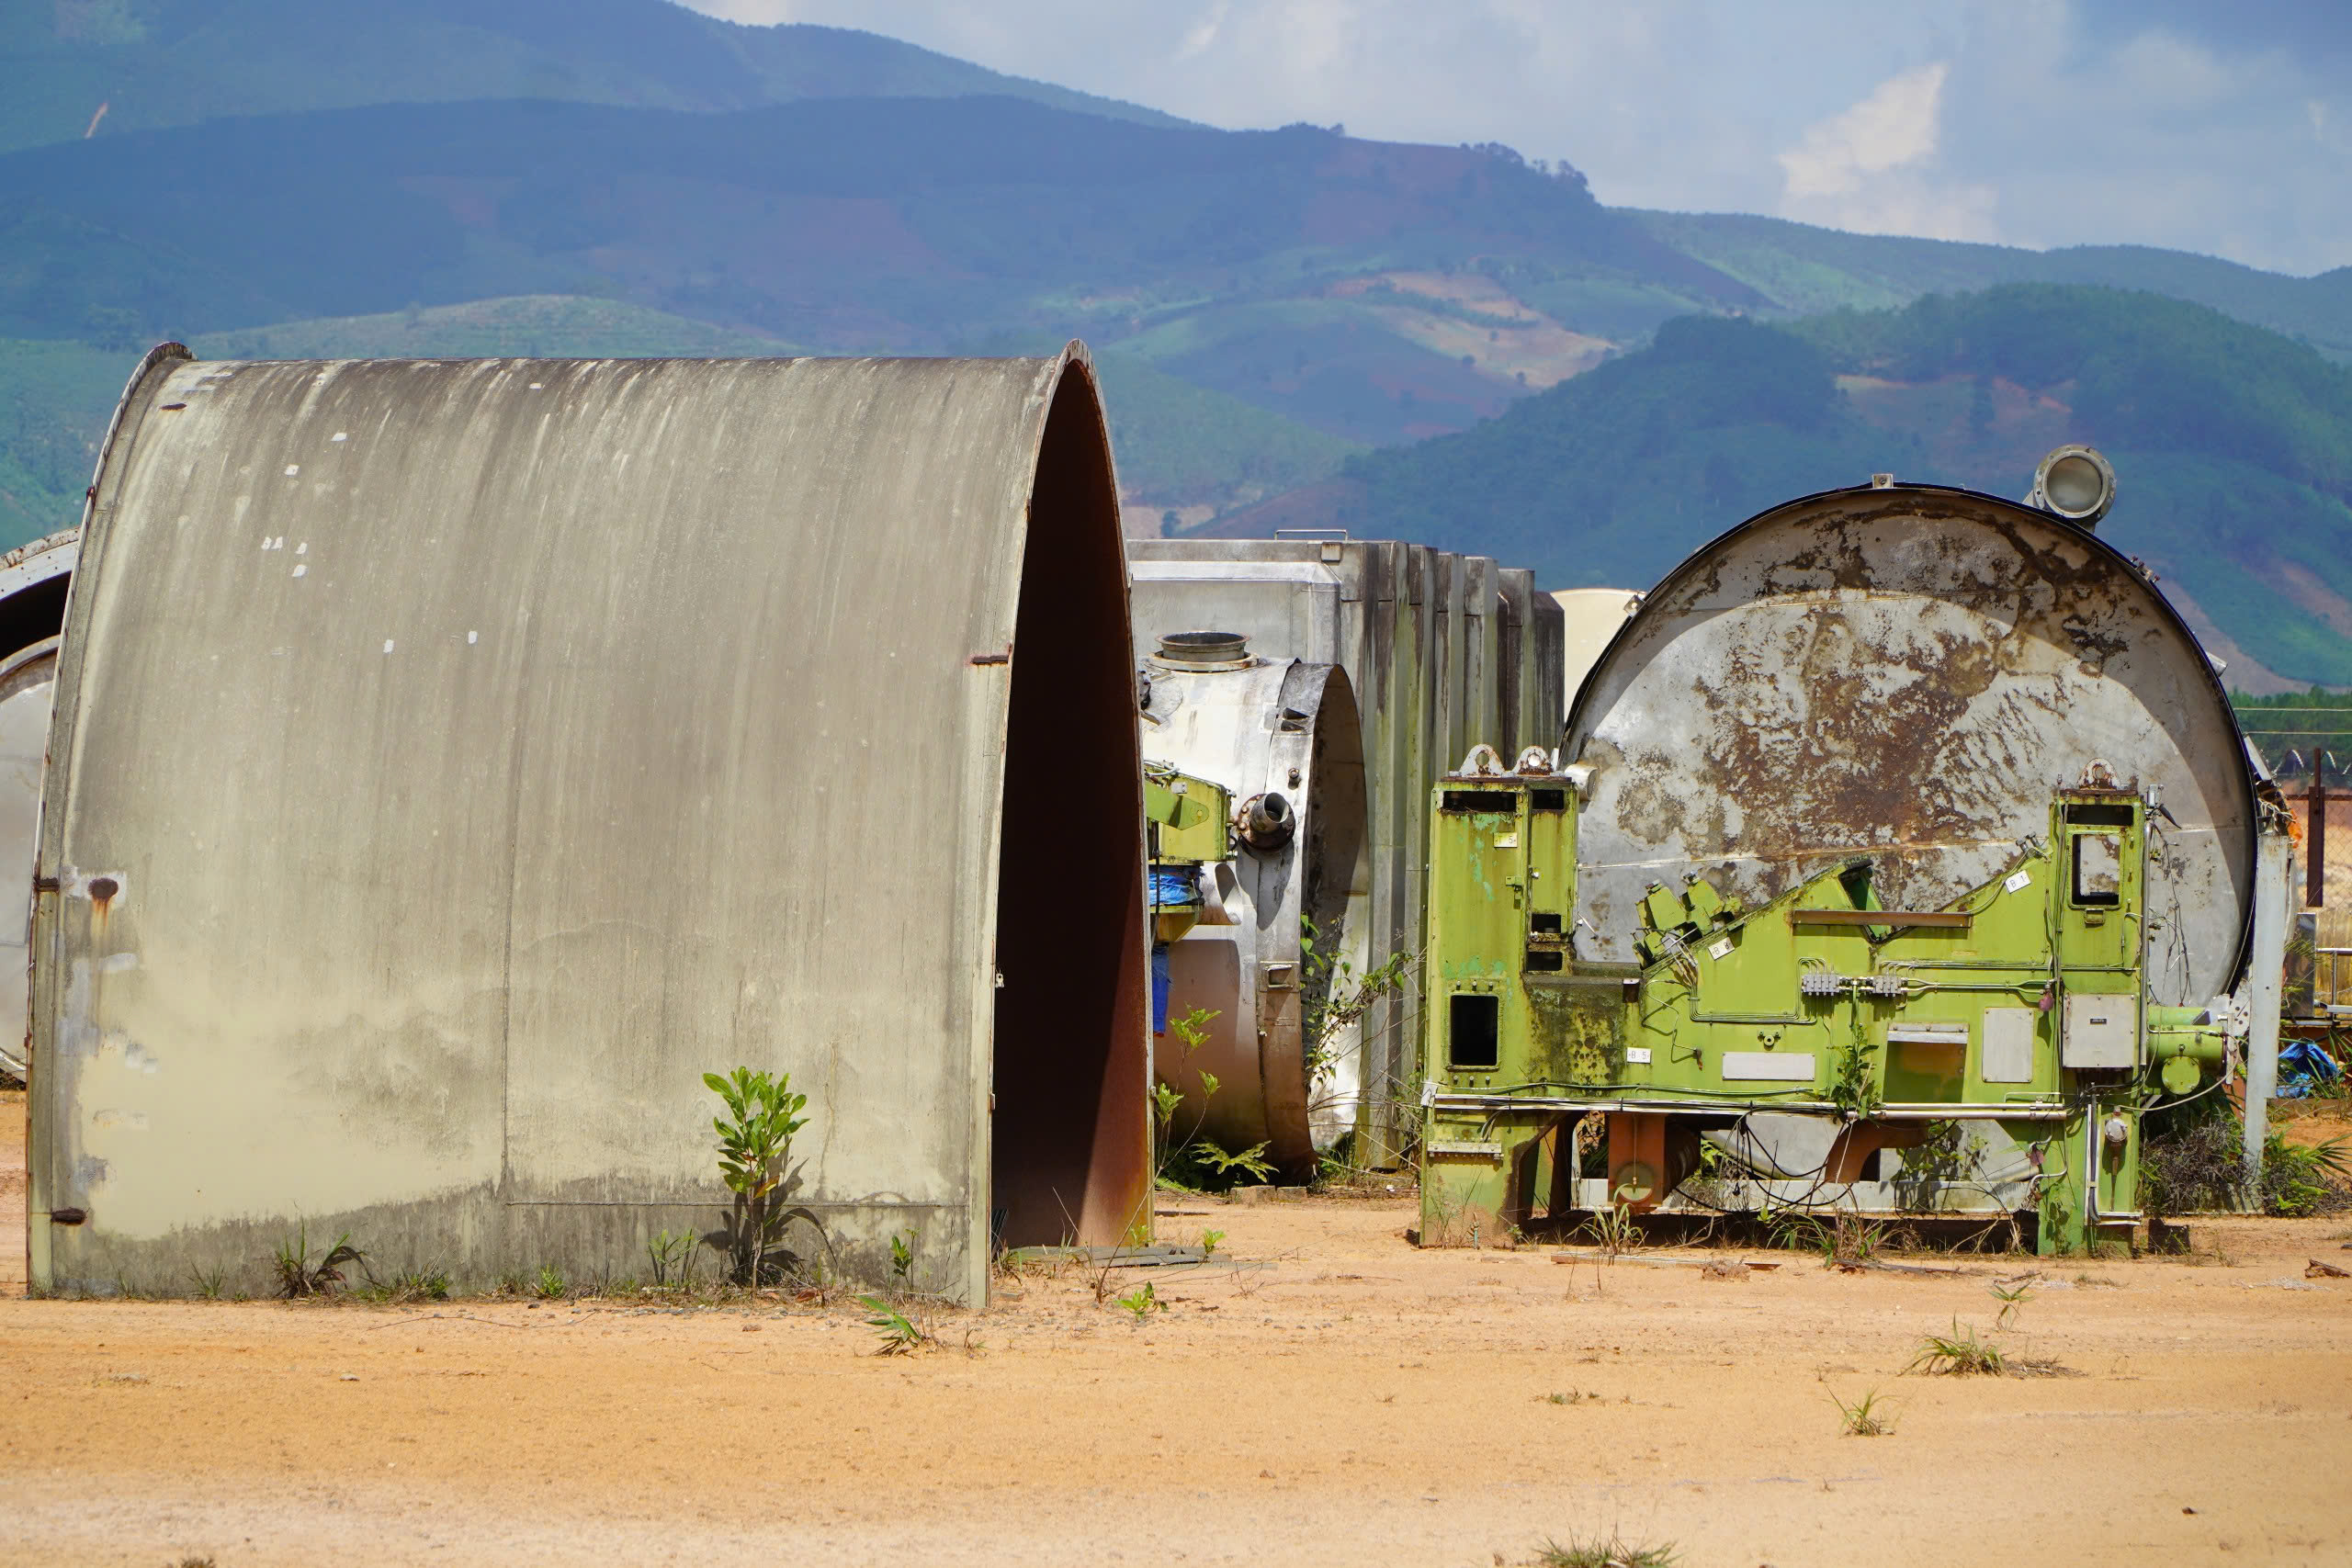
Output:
[1565,482,2258,1006]
[1126,540,1565,1158]
[29,344,1148,1303]
[1139,649,1366,1177]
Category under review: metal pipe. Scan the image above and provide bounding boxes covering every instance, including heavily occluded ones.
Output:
[2244,829,2292,1201]
[2311,766,2330,909]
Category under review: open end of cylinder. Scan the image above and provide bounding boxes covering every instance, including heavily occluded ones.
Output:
[989,359,1152,1252]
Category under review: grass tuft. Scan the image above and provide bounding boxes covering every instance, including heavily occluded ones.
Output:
[1906,1318,2007,1376]
[1533,1534,1678,1567]
[1830,1386,1894,1436]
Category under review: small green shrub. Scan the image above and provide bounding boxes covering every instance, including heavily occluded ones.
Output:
[706,1066,821,1285]
[532,1266,567,1301]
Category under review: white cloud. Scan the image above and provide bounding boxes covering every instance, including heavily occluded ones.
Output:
[1773,62,2001,242]
[1778,62,1949,198]
[673,0,2352,275]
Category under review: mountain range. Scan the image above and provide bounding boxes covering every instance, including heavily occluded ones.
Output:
[1,0,2347,684]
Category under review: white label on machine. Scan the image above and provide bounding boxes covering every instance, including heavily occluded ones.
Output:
[1625,1046,1652,1065]
[1982,1008,2037,1083]
[1708,938,1734,961]
[1723,1052,1817,1080]
[2005,868,2032,893]
[1887,1022,1969,1045]
[1495,833,1518,848]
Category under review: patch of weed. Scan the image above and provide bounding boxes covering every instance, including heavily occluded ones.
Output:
[272,1224,365,1299]
[1907,1319,2007,1376]
[1830,1386,1894,1436]
[1533,1534,1677,1567]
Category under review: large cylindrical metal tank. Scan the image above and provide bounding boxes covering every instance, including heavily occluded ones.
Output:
[1127,539,1565,1161]
[0,529,77,1082]
[1565,479,2259,1007]
[29,344,1148,1303]
[1139,631,1367,1179]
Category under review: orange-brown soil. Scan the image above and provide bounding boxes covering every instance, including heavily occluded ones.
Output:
[2,1100,2348,1566]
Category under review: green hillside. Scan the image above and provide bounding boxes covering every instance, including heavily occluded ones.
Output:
[1329,286,2352,687]
[1,11,2348,568]
[0,0,1185,152]
[1634,211,2352,361]
[0,295,1360,542]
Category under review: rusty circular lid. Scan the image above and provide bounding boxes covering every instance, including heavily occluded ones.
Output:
[1565,479,2257,1004]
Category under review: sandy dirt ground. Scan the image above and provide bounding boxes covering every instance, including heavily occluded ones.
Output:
[3,1095,2350,1567]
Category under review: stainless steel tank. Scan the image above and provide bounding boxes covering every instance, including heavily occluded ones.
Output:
[1140,631,1366,1178]
[0,529,77,1082]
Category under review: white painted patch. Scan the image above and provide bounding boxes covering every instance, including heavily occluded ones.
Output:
[331,432,348,442]
[296,542,307,555]
[467,630,479,645]
[1981,1008,2037,1083]
[101,953,139,974]
[383,640,396,654]
[283,465,300,477]
[1722,1052,1817,1081]
[527,382,544,390]
[291,564,306,578]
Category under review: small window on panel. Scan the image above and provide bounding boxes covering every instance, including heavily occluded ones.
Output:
[1448,993,1501,1069]
[2072,832,2121,907]
[1531,789,1566,812]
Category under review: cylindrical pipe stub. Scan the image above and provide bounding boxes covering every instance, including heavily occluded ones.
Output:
[1155,629,1250,668]
[1238,790,1295,851]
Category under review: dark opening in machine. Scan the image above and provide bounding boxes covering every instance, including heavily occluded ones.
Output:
[1449,993,1501,1069]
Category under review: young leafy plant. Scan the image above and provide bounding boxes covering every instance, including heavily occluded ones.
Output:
[532,1266,567,1301]
[646,1227,695,1291]
[859,1293,928,1355]
[1115,1281,1166,1323]
[889,1231,916,1292]
[706,1066,820,1286]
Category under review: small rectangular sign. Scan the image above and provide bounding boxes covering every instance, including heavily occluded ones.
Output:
[1625,1046,1653,1066]
[2005,868,2032,893]
[1708,937,1734,961]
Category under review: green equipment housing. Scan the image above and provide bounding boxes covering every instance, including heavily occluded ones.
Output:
[1418,750,2232,1255]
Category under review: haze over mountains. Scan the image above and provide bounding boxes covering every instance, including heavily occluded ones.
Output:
[3,0,2348,683]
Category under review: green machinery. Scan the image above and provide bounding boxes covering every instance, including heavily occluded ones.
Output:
[1418,751,2232,1255]
[1145,761,1236,1030]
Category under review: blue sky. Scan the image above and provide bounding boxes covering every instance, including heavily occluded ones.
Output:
[684,0,2350,276]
